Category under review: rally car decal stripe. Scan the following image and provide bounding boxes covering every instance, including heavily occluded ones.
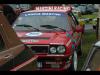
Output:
[66,39,71,47]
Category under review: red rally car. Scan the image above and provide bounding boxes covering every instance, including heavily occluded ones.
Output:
[12,5,84,71]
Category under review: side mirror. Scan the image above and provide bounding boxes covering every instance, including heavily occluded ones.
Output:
[79,20,85,27]
[75,25,83,33]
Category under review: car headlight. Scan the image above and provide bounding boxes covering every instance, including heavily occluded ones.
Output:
[50,47,56,53]
[57,46,66,53]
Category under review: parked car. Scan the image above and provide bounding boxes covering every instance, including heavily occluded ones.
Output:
[0,11,35,70]
[77,5,87,15]
[9,4,31,16]
[74,4,97,15]
[86,4,98,13]
[13,5,84,71]
[82,41,100,71]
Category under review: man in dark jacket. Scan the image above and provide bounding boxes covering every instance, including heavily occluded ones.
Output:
[0,4,17,25]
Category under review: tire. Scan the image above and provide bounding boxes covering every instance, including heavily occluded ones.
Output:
[69,50,78,71]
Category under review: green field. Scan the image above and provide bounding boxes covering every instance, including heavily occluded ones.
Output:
[79,12,98,19]
[78,29,97,70]
[74,12,98,25]
[77,12,98,70]
[80,12,98,25]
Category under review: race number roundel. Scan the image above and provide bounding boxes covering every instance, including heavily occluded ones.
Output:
[26,32,42,37]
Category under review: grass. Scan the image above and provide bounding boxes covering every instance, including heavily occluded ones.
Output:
[79,13,97,19]
[77,29,97,71]
[80,13,98,25]
[75,12,98,25]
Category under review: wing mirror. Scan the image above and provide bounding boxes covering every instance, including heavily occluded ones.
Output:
[75,25,84,33]
[78,19,85,25]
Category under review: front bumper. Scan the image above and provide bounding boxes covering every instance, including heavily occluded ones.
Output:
[35,55,72,71]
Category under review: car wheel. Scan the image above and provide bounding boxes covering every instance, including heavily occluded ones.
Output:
[69,50,78,71]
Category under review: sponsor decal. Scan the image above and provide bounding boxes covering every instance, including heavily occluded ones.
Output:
[72,44,75,49]
[66,33,71,38]
[21,39,39,43]
[35,6,71,12]
[66,40,71,47]
[25,32,42,37]
[23,12,63,16]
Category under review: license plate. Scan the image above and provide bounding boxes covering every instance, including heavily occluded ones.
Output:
[51,64,60,68]
[46,62,56,64]
[46,62,62,64]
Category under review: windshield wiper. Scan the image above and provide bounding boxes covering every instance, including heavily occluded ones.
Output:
[40,25,66,31]
[16,24,40,31]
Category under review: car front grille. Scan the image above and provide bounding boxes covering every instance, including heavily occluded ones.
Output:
[27,45,49,54]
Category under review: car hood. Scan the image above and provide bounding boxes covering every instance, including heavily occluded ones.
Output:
[16,31,70,45]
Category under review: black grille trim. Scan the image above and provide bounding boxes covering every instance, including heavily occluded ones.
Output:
[27,45,49,54]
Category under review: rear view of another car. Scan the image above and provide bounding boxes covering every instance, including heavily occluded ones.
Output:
[77,6,87,15]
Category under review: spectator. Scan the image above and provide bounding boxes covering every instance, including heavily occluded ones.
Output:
[0,4,17,25]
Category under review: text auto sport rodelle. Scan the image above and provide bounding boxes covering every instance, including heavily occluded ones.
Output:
[13,5,84,71]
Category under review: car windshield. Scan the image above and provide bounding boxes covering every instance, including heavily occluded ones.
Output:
[13,12,69,31]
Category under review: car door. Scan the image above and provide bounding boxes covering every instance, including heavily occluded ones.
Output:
[0,11,34,71]
[0,34,25,67]
[82,41,100,71]
[68,13,82,47]
[82,46,100,71]
[0,30,33,70]
[0,12,25,67]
